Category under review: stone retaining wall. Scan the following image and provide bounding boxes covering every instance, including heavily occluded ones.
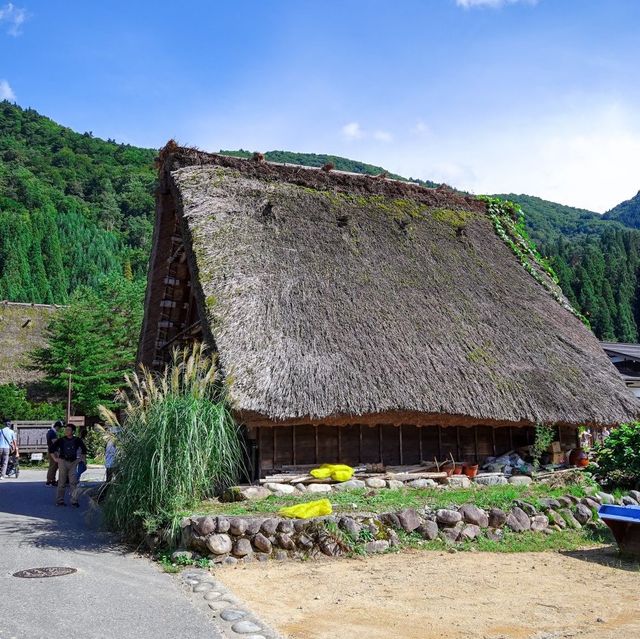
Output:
[178,489,639,565]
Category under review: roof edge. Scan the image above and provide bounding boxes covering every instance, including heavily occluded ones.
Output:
[158,141,485,212]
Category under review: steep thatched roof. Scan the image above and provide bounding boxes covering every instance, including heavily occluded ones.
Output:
[0,302,57,386]
[143,147,640,428]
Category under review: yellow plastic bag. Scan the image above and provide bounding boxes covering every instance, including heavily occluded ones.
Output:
[279,499,333,519]
[310,463,355,482]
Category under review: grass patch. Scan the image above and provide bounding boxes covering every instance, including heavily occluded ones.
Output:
[391,524,613,554]
[192,482,592,518]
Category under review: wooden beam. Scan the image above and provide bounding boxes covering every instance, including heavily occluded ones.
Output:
[292,426,296,466]
[272,427,277,467]
[314,426,319,464]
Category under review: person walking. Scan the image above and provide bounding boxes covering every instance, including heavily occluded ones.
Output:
[0,418,16,479]
[104,431,117,483]
[51,425,87,507]
[46,420,62,486]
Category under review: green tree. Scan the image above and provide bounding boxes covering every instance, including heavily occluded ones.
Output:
[31,275,145,415]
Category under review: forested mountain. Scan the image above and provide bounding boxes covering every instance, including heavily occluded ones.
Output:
[0,101,155,303]
[2,101,640,344]
[496,193,626,245]
[603,190,640,229]
[220,149,439,187]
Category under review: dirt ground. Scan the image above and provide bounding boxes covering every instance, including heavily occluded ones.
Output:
[217,547,640,639]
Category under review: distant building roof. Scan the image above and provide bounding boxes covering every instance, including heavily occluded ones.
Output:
[601,342,640,362]
[0,302,58,386]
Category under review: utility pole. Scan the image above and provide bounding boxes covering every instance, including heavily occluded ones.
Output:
[65,366,73,424]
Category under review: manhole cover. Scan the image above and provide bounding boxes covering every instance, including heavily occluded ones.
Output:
[13,567,77,578]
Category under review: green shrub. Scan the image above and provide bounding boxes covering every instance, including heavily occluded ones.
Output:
[101,344,245,541]
[592,422,640,488]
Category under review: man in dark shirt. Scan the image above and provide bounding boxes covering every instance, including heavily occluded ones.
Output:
[51,425,87,507]
[45,420,62,486]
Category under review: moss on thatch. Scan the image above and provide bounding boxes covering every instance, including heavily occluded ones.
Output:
[0,302,57,386]
[141,147,640,428]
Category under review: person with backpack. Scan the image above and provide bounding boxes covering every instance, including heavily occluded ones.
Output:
[0,418,17,479]
[46,420,63,486]
[51,424,87,507]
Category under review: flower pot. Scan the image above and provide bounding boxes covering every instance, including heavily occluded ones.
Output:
[440,463,454,477]
[453,463,464,475]
[464,464,479,478]
[569,448,588,468]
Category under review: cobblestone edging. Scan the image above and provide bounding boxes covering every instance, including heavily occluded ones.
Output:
[177,489,638,564]
[180,568,282,639]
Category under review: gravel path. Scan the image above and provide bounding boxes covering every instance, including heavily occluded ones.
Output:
[0,469,222,639]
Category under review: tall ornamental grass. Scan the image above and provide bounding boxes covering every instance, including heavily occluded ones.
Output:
[101,343,245,540]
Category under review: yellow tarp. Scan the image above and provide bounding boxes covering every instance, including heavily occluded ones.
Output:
[279,499,332,519]
[309,463,354,482]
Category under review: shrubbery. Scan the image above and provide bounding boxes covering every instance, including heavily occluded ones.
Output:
[101,344,245,541]
[592,422,640,488]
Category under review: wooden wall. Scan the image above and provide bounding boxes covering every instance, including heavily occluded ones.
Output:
[255,423,549,475]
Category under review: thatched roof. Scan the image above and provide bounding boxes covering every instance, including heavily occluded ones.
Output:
[0,302,57,386]
[143,147,640,428]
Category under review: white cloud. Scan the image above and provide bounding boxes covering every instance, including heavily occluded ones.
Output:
[0,79,15,100]
[0,2,28,36]
[373,130,393,142]
[341,122,393,143]
[341,121,364,140]
[355,101,640,212]
[412,120,431,136]
[455,0,538,8]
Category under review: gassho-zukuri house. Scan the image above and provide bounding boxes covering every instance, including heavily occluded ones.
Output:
[138,143,640,478]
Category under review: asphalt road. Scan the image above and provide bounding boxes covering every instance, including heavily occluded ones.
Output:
[0,468,222,639]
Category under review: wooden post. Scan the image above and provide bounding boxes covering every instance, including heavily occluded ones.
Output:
[258,427,263,479]
[399,425,404,465]
[491,428,497,456]
[474,427,479,463]
[437,425,442,459]
[292,426,296,466]
[378,425,383,463]
[418,427,423,463]
[314,425,319,464]
[337,427,342,462]
[358,425,363,464]
[509,426,514,451]
[456,426,461,461]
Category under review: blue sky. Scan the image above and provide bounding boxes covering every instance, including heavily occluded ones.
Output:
[1,0,640,211]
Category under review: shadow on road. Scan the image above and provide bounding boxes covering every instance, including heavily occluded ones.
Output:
[0,475,127,555]
[560,545,640,572]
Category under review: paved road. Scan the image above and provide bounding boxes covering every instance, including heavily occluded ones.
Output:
[0,469,221,639]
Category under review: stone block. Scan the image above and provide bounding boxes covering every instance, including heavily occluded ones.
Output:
[365,477,387,489]
[436,509,462,526]
[488,507,507,528]
[206,533,232,555]
[252,533,272,554]
[459,503,489,528]
[416,520,439,540]
[396,508,421,532]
